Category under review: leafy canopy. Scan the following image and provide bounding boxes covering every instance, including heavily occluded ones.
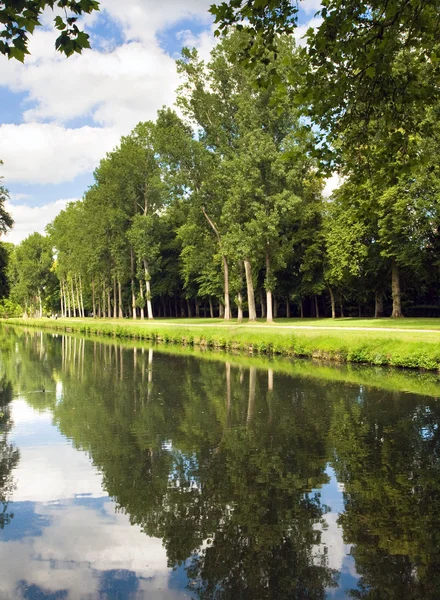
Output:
[0,0,100,61]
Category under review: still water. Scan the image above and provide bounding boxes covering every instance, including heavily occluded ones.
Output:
[1,327,440,599]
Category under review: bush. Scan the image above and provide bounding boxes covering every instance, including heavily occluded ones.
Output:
[0,299,22,319]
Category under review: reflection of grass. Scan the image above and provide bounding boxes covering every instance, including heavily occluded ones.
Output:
[4,320,440,394]
[3,317,440,372]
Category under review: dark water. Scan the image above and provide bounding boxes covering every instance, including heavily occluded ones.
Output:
[1,328,440,599]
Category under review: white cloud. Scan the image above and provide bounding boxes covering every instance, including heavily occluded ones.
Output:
[176,25,217,63]
[4,41,180,129]
[294,16,323,46]
[323,173,342,198]
[4,198,74,244]
[102,0,213,45]
[0,503,189,599]
[9,192,33,202]
[0,0,216,191]
[300,0,323,16]
[0,123,119,184]
[0,397,190,598]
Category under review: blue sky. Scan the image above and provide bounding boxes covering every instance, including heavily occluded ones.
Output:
[0,0,323,244]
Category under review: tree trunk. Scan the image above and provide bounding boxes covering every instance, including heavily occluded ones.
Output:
[266,289,273,322]
[328,286,336,319]
[300,297,304,318]
[375,292,384,318]
[209,297,214,319]
[118,280,123,318]
[60,282,64,317]
[314,295,320,318]
[75,276,81,318]
[144,260,154,319]
[92,280,96,318]
[237,291,243,322]
[244,259,257,321]
[265,252,274,323]
[107,286,111,319]
[79,275,85,318]
[195,298,200,318]
[219,302,224,318]
[38,289,43,318]
[174,296,178,318]
[339,294,345,318]
[285,297,291,319]
[200,206,230,320]
[222,255,231,320]
[113,277,117,319]
[130,248,137,319]
[187,299,192,318]
[139,280,145,319]
[391,259,403,317]
[180,298,186,318]
[71,279,76,317]
[260,291,266,319]
[101,283,106,318]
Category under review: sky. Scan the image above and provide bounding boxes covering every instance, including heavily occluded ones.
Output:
[0,0,325,245]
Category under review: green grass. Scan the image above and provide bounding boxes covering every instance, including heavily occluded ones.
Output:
[4,320,440,397]
[3,316,440,372]
[54,316,440,329]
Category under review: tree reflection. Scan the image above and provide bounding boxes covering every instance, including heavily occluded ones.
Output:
[6,331,338,599]
[11,328,440,598]
[331,390,440,600]
[0,375,19,529]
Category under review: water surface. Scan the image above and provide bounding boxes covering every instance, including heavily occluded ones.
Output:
[1,327,440,599]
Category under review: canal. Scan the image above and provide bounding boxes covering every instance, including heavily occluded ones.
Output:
[1,326,439,599]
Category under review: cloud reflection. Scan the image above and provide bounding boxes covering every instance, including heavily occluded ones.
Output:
[1,400,189,600]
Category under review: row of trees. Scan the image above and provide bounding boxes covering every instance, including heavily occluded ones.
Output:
[3,24,440,320]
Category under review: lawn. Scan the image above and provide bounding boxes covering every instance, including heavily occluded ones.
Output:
[3,316,440,371]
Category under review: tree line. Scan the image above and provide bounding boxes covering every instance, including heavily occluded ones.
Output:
[2,21,440,320]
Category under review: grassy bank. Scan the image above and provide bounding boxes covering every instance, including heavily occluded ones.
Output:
[4,322,440,397]
[4,316,440,372]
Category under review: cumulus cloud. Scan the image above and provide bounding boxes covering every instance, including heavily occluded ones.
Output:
[0,123,119,184]
[0,0,216,189]
[294,16,323,46]
[4,198,75,244]
[102,0,213,44]
[1,399,189,599]
[176,25,218,63]
[300,0,323,16]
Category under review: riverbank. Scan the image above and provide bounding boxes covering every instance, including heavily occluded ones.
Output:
[3,317,440,372]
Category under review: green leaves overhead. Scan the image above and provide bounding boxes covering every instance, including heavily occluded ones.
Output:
[0,0,99,61]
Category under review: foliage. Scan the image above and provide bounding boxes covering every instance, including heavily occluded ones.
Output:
[0,163,13,236]
[0,0,100,61]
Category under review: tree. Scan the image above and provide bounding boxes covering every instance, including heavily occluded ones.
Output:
[8,232,55,317]
[0,163,13,236]
[211,2,440,173]
[0,376,19,530]
[331,385,440,599]
[0,0,100,61]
